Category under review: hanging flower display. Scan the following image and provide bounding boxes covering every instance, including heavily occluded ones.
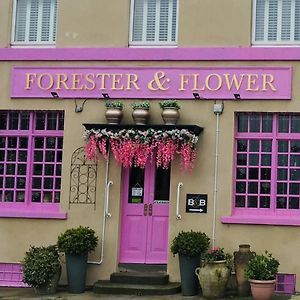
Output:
[83,128,199,171]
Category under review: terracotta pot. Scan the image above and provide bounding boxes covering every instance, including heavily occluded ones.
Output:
[234,244,256,296]
[161,107,180,125]
[195,260,230,299]
[105,108,123,124]
[249,279,276,300]
[132,108,150,125]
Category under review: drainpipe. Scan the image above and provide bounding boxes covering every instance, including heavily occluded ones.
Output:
[88,149,112,265]
[212,102,224,249]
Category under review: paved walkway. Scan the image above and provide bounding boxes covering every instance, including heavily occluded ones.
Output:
[0,288,298,300]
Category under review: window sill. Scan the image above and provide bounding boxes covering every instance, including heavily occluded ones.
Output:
[0,210,67,219]
[221,215,300,226]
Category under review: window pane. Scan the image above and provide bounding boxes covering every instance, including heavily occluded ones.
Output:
[46,137,56,149]
[17,164,26,175]
[32,177,41,189]
[289,197,299,209]
[0,112,7,129]
[260,196,270,208]
[235,196,245,207]
[32,191,41,203]
[9,112,18,130]
[290,155,300,167]
[237,154,247,165]
[16,191,25,202]
[47,112,57,130]
[261,140,272,152]
[260,182,270,194]
[0,138,5,148]
[249,168,259,179]
[36,112,45,130]
[291,141,300,153]
[237,115,248,132]
[7,137,17,148]
[19,137,28,148]
[278,154,288,166]
[261,168,271,180]
[44,178,53,189]
[289,183,299,195]
[262,114,273,132]
[154,167,170,202]
[277,168,287,180]
[277,197,287,209]
[278,140,288,152]
[291,115,300,132]
[248,182,258,194]
[249,154,259,166]
[4,191,14,202]
[290,169,300,181]
[248,196,258,208]
[249,114,260,132]
[16,177,26,189]
[278,115,289,132]
[35,137,44,148]
[128,166,145,204]
[236,182,246,193]
[237,140,247,152]
[236,168,246,179]
[261,154,271,166]
[249,140,259,152]
[20,112,30,130]
[277,182,287,194]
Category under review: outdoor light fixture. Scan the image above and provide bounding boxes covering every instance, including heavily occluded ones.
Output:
[193,93,201,99]
[51,91,59,99]
[234,93,241,100]
[102,93,110,99]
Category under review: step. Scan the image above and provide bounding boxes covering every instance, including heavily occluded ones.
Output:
[93,280,181,296]
[110,271,169,285]
[118,263,167,273]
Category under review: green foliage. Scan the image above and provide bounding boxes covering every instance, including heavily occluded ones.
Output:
[245,251,280,280]
[131,101,150,109]
[57,226,98,255]
[170,230,210,257]
[201,247,233,267]
[105,100,124,109]
[23,245,60,288]
[159,99,181,109]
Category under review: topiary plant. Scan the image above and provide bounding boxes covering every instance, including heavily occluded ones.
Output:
[159,99,181,109]
[245,251,280,280]
[170,230,210,257]
[23,245,60,288]
[104,100,124,109]
[131,101,150,109]
[57,226,98,255]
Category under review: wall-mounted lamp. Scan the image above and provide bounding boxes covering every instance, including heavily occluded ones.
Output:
[74,99,88,113]
[102,93,110,99]
[193,92,201,99]
[234,93,241,100]
[51,91,59,99]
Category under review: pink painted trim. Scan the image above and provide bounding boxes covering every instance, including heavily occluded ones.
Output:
[221,215,300,226]
[0,210,67,219]
[2,47,300,61]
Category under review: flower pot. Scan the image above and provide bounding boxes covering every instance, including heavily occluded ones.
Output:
[161,107,180,125]
[195,260,230,299]
[234,244,256,296]
[105,107,123,124]
[66,253,88,293]
[178,255,200,296]
[249,279,276,300]
[132,108,149,125]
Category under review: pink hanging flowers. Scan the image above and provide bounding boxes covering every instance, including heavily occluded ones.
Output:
[83,128,199,171]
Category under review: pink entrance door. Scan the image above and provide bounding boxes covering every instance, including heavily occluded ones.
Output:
[119,162,170,264]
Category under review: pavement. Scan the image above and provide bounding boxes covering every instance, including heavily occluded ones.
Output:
[0,288,299,300]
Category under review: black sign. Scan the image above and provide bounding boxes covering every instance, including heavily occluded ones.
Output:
[186,194,207,213]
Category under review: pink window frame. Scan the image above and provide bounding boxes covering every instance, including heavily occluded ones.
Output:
[222,113,300,226]
[0,111,66,219]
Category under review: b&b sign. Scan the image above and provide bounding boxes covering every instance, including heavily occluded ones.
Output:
[186,194,208,214]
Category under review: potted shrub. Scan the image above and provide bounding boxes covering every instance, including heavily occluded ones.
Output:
[104,100,124,124]
[23,245,61,295]
[245,251,280,300]
[195,247,232,298]
[171,230,210,296]
[159,99,181,125]
[131,101,150,125]
[57,226,98,294]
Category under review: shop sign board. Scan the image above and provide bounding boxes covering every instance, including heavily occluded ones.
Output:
[11,66,292,100]
[186,194,207,213]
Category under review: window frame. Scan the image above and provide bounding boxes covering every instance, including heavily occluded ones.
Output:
[11,0,58,47]
[252,0,300,46]
[129,0,178,47]
[0,111,66,219]
[223,113,300,226]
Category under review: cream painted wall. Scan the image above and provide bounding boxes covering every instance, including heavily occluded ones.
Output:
[1,59,300,289]
[0,0,253,47]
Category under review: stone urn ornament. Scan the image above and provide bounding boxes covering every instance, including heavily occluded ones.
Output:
[104,100,124,124]
[234,244,256,296]
[195,247,232,299]
[131,101,150,125]
[159,99,180,125]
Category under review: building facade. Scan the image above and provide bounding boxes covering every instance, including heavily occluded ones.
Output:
[0,0,300,291]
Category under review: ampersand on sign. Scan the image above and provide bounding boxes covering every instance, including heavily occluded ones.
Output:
[148,71,170,91]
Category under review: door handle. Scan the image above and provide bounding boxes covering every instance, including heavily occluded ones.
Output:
[144,204,148,216]
[148,204,152,216]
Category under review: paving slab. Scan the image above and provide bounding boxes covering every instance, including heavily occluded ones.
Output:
[0,288,299,300]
